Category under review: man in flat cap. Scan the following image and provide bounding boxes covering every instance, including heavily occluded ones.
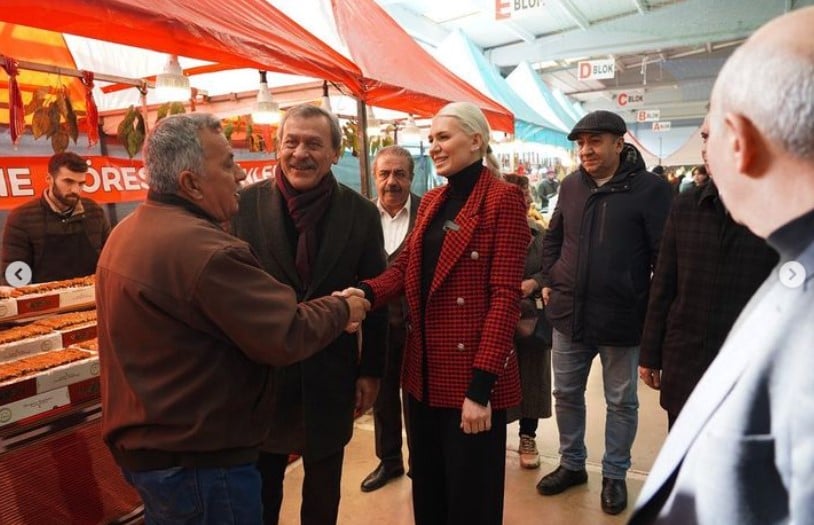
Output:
[536,110,672,515]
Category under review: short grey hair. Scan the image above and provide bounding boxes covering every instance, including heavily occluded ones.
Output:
[277,104,342,151]
[373,145,414,178]
[144,113,222,194]
[712,41,814,160]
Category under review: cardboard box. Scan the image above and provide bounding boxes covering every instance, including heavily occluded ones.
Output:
[0,285,95,322]
[15,294,60,316]
[67,376,101,404]
[0,377,36,406]
[0,298,18,320]
[35,355,99,394]
[59,323,97,348]
[59,286,95,309]
[0,386,71,427]
[0,332,63,364]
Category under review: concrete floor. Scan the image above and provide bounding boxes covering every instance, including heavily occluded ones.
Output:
[277,361,667,524]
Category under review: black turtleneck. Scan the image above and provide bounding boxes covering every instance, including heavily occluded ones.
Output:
[420,159,483,293]
[767,207,814,262]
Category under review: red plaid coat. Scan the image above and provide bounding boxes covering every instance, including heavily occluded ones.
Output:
[365,168,530,410]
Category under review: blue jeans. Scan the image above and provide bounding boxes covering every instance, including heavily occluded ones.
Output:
[122,464,262,524]
[551,329,639,479]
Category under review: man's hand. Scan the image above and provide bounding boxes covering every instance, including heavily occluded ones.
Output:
[344,295,370,333]
[639,366,662,390]
[460,397,492,434]
[333,287,365,299]
[541,287,552,306]
[356,377,380,412]
[521,278,538,298]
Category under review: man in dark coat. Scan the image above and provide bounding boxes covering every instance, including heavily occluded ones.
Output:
[232,104,387,525]
[2,152,110,284]
[638,114,778,428]
[537,110,672,515]
[360,146,421,492]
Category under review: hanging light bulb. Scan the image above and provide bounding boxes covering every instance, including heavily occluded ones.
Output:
[319,81,332,113]
[365,106,382,137]
[398,115,422,145]
[154,54,191,102]
[252,70,281,126]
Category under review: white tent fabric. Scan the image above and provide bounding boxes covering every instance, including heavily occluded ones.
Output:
[427,29,569,147]
[430,30,559,131]
[624,132,661,169]
[663,125,705,166]
[60,34,319,113]
[506,62,578,133]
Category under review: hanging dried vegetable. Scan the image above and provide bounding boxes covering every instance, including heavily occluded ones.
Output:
[24,86,81,153]
[117,106,146,158]
[155,101,186,124]
[2,57,26,145]
[81,71,99,147]
[342,120,359,157]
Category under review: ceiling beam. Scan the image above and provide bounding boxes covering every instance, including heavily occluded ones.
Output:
[485,0,799,66]
[465,0,537,42]
[503,20,537,43]
[553,0,591,30]
[631,0,649,14]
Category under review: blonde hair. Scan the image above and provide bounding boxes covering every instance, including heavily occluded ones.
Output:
[435,102,501,177]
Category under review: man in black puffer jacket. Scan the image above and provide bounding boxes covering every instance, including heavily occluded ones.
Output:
[535,110,672,515]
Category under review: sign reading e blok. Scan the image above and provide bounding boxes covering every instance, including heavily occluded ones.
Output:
[577,59,616,81]
[495,0,544,20]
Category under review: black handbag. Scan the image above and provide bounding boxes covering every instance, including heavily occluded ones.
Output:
[515,297,553,346]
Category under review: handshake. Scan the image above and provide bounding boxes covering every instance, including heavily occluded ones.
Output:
[333,287,368,333]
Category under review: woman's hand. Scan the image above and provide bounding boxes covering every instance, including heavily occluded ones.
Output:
[520,278,538,298]
[460,398,492,434]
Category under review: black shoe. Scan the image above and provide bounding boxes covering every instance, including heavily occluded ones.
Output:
[360,463,405,493]
[536,466,588,495]
[601,477,627,515]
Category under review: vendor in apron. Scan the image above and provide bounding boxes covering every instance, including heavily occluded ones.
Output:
[1,152,111,285]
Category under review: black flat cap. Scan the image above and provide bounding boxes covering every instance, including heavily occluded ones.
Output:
[567,110,627,141]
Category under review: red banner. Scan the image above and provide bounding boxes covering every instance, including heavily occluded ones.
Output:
[0,156,277,210]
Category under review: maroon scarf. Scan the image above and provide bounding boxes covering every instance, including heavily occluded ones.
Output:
[274,165,335,286]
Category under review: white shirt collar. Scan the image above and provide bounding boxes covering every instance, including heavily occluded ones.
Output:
[377,194,411,219]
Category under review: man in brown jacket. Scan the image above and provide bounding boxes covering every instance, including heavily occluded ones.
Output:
[96,113,369,525]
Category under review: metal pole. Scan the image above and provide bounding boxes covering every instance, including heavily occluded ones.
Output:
[357,99,371,197]
[1,54,145,87]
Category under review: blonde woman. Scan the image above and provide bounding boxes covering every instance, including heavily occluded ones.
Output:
[345,102,529,524]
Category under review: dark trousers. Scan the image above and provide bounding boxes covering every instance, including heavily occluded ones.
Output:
[519,417,539,437]
[373,326,407,469]
[257,449,344,525]
[405,394,507,525]
[667,411,678,431]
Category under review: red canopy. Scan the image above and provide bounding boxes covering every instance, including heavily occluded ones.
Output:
[0,0,362,91]
[1,0,513,132]
[333,0,514,132]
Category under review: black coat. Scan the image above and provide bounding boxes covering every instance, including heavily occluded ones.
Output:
[639,182,778,416]
[233,177,387,460]
[541,144,673,346]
